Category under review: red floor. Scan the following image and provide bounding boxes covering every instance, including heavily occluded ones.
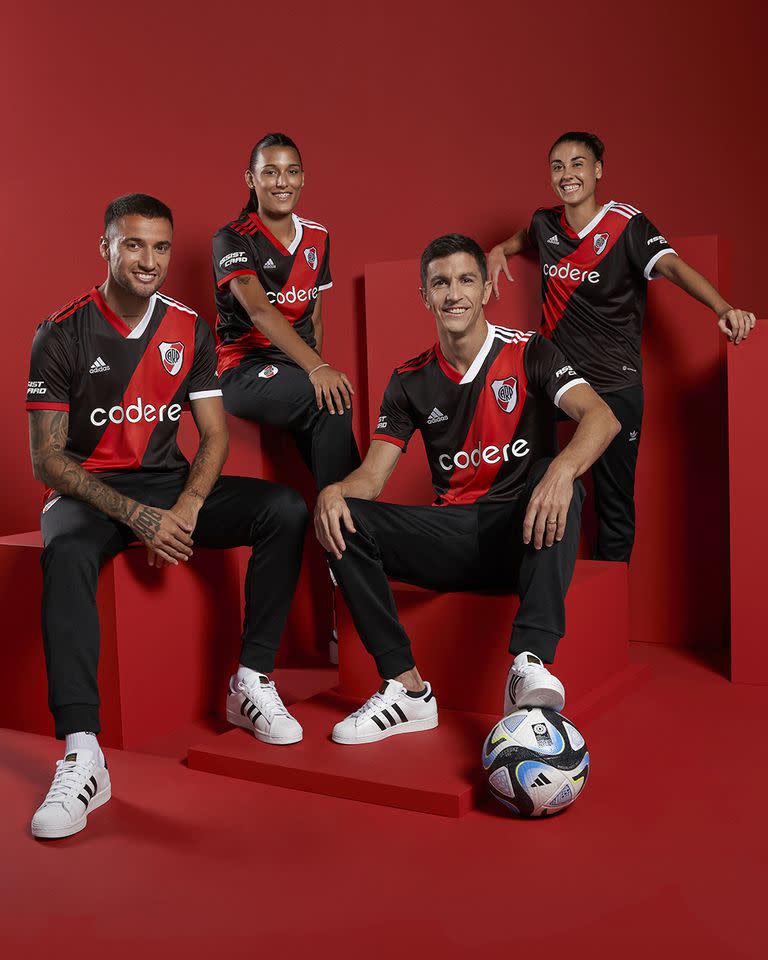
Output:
[1,644,765,958]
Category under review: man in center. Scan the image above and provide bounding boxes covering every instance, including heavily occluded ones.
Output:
[314,234,620,743]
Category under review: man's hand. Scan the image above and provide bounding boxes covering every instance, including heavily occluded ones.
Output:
[718,308,756,345]
[488,245,514,300]
[314,484,356,559]
[147,496,202,567]
[309,365,355,415]
[523,463,575,550]
[128,503,194,566]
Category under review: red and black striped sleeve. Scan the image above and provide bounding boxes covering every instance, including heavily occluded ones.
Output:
[372,370,416,451]
[212,225,259,288]
[26,321,74,411]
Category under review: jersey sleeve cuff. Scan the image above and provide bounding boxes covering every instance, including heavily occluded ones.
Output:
[217,268,258,289]
[554,378,588,408]
[373,433,407,450]
[26,401,69,411]
[318,282,333,292]
[188,389,223,400]
[644,247,676,280]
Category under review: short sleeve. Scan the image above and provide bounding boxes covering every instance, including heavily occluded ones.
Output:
[318,233,332,292]
[188,317,223,400]
[26,322,73,410]
[212,227,259,288]
[624,213,677,280]
[372,372,416,451]
[523,334,587,408]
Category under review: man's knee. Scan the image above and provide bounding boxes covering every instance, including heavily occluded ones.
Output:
[258,484,309,534]
[41,532,99,573]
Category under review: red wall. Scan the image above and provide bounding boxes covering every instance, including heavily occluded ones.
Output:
[2,1,766,534]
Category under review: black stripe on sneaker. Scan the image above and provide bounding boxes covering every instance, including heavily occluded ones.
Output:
[77,793,90,807]
[382,709,397,727]
[392,703,408,723]
[423,691,434,703]
[246,703,256,719]
[240,699,249,717]
[89,776,97,791]
[83,781,95,799]
[371,714,387,731]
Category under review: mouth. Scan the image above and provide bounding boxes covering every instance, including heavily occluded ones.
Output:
[442,306,470,317]
[133,271,157,284]
[271,191,293,201]
[560,182,582,196]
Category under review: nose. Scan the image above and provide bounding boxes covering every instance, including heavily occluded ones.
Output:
[139,247,156,271]
[446,278,462,301]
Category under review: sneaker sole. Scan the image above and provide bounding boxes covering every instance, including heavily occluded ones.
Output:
[31,783,112,840]
[507,689,565,712]
[332,714,439,745]
[226,708,303,745]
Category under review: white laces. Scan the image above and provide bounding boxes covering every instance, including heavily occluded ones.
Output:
[43,758,90,806]
[351,688,398,722]
[242,678,290,723]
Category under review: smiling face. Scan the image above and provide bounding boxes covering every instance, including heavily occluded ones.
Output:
[421,251,492,338]
[549,140,602,207]
[100,214,172,298]
[246,145,304,217]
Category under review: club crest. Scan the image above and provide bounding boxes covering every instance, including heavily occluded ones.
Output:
[158,341,184,376]
[258,364,279,379]
[593,232,609,256]
[304,246,318,270]
[491,376,518,413]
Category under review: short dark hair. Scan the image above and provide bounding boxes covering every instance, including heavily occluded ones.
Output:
[104,194,174,233]
[243,132,303,214]
[420,234,488,286]
[549,131,605,163]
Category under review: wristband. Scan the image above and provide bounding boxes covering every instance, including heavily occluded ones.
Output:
[308,362,330,379]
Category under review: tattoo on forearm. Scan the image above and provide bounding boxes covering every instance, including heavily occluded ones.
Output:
[181,434,224,505]
[131,506,162,542]
[29,410,135,524]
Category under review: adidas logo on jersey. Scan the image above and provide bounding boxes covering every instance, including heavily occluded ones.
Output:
[263,258,277,269]
[89,357,110,374]
[546,234,560,245]
[427,407,448,424]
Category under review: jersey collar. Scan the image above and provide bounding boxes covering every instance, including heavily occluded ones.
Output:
[246,212,304,257]
[559,200,615,240]
[91,286,157,339]
[435,322,495,385]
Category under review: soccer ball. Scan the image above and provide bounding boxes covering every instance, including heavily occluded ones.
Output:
[481,708,589,817]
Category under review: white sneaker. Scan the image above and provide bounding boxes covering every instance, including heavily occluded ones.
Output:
[226,673,303,744]
[332,680,438,745]
[31,748,111,840]
[504,652,565,714]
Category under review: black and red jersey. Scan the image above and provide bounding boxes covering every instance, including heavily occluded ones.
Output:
[373,324,586,506]
[26,286,221,474]
[212,211,332,374]
[528,201,676,394]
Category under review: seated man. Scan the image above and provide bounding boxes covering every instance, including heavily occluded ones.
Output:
[27,194,308,839]
[314,234,620,744]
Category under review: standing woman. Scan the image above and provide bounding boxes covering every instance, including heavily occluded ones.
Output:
[212,133,360,490]
[488,131,755,562]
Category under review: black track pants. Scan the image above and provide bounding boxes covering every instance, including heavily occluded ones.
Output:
[221,359,361,491]
[592,385,644,563]
[329,458,585,679]
[40,470,308,738]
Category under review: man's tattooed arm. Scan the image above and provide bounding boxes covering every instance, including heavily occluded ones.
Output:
[29,410,141,524]
[175,400,229,515]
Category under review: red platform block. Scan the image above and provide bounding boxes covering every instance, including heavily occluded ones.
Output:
[0,532,245,749]
[337,560,632,716]
[727,319,768,684]
[188,561,644,817]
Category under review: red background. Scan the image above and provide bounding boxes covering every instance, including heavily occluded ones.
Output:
[2,3,766,627]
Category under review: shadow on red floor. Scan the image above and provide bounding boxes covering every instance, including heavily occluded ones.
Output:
[0,646,764,958]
